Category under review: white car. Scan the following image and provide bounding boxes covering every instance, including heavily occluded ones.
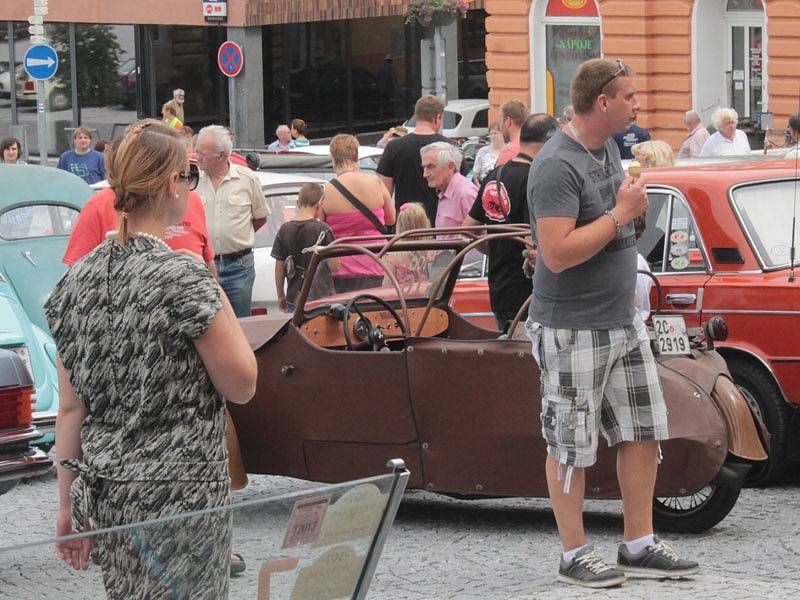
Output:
[252,144,383,175]
[403,99,490,142]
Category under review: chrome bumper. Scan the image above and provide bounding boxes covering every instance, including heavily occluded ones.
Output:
[32,410,57,436]
[0,425,53,482]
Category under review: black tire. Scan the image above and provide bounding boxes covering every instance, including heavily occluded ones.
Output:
[653,462,746,534]
[726,357,790,486]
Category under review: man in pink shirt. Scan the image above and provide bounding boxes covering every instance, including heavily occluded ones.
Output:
[495,100,531,167]
[420,141,478,228]
[677,110,710,158]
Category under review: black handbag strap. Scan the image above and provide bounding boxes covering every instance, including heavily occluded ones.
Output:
[329,178,388,235]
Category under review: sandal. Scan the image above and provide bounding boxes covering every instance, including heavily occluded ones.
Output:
[230,552,246,576]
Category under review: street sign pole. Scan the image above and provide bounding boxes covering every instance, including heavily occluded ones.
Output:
[36,80,48,166]
[29,0,51,165]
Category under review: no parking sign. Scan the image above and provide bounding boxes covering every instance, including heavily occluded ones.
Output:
[218,41,243,78]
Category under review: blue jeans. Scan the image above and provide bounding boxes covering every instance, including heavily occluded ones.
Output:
[215,251,255,318]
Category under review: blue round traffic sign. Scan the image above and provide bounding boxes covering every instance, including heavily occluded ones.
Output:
[23,44,59,81]
[218,41,244,78]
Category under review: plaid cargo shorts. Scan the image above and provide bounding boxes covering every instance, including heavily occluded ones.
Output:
[526,316,669,469]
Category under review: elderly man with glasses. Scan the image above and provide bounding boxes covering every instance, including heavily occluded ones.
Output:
[196,125,269,318]
[527,58,699,588]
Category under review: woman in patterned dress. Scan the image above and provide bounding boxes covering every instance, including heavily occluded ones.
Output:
[45,119,257,599]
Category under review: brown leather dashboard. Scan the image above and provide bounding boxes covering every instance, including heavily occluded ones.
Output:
[300,307,449,348]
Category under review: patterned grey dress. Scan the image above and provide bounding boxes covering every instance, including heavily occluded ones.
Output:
[45,236,230,600]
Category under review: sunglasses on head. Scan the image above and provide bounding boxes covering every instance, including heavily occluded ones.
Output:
[599,59,630,92]
[178,163,200,191]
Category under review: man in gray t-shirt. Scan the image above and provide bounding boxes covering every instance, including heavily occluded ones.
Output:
[526,59,698,589]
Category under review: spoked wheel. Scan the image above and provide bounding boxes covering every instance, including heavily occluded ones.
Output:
[652,460,749,534]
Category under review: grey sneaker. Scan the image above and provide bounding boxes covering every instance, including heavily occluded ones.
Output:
[558,545,626,589]
[617,537,700,578]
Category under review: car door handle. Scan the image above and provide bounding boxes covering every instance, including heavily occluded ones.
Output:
[666,293,696,306]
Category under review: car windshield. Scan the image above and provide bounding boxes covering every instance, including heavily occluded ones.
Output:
[256,194,298,249]
[732,179,800,269]
[302,246,463,312]
[405,111,461,129]
[0,204,79,240]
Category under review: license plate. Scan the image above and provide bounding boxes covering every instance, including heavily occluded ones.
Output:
[652,315,691,355]
[10,346,34,378]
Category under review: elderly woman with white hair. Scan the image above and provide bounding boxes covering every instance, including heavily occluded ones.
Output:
[699,107,751,156]
[420,141,478,229]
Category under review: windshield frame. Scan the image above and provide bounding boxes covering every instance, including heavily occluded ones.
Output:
[292,225,532,334]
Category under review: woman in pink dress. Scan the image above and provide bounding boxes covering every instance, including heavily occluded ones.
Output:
[322,134,396,293]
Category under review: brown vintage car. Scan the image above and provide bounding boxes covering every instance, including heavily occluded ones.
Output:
[229,226,768,533]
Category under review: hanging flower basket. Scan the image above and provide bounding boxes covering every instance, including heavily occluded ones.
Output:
[404,0,471,28]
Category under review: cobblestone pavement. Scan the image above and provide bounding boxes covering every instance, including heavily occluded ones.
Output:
[1,463,798,599]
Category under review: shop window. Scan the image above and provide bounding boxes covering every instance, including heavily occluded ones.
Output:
[726,0,763,11]
[458,10,487,99]
[265,16,419,138]
[531,1,601,117]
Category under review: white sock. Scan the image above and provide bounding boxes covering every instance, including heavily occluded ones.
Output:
[562,543,589,563]
[623,534,655,555]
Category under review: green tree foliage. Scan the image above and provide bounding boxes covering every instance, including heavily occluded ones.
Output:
[48,23,123,107]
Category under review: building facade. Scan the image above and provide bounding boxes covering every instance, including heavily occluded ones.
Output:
[1,1,486,155]
[485,0,799,148]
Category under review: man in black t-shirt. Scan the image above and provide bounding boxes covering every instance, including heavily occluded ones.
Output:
[464,113,559,332]
[377,95,454,224]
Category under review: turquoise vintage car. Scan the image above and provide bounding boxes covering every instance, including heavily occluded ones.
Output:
[0,165,92,444]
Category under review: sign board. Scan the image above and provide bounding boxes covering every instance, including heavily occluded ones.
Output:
[217,41,244,78]
[23,44,58,81]
[203,0,227,22]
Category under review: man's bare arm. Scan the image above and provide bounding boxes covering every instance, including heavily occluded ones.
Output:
[535,175,647,273]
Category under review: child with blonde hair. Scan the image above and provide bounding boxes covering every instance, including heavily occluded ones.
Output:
[384,203,432,285]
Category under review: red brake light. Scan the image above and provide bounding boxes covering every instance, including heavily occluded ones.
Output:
[0,386,35,429]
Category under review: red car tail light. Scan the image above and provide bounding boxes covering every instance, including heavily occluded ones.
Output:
[0,386,35,429]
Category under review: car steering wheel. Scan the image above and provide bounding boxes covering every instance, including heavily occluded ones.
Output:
[342,294,408,351]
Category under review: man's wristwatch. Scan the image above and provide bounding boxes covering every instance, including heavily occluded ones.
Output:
[604,209,622,235]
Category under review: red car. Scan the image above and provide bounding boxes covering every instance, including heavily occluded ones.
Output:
[453,160,800,485]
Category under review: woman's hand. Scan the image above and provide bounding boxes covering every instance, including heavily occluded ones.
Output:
[55,507,92,570]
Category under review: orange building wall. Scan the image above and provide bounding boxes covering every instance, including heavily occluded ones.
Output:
[485,0,800,149]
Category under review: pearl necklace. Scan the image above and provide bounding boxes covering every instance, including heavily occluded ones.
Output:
[567,121,607,167]
[132,232,170,251]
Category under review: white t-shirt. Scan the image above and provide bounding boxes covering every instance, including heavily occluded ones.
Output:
[634,254,652,322]
[699,129,751,157]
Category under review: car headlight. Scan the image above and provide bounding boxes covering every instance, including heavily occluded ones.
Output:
[705,316,728,342]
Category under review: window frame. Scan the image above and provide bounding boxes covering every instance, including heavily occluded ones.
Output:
[0,202,80,241]
[643,186,712,276]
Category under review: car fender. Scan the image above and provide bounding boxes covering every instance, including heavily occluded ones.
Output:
[710,375,769,461]
[714,343,790,404]
[660,350,767,461]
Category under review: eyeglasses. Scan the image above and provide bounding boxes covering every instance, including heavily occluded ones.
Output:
[178,163,200,191]
[599,59,629,92]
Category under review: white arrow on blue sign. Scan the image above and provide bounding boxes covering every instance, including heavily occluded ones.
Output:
[23,44,59,81]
